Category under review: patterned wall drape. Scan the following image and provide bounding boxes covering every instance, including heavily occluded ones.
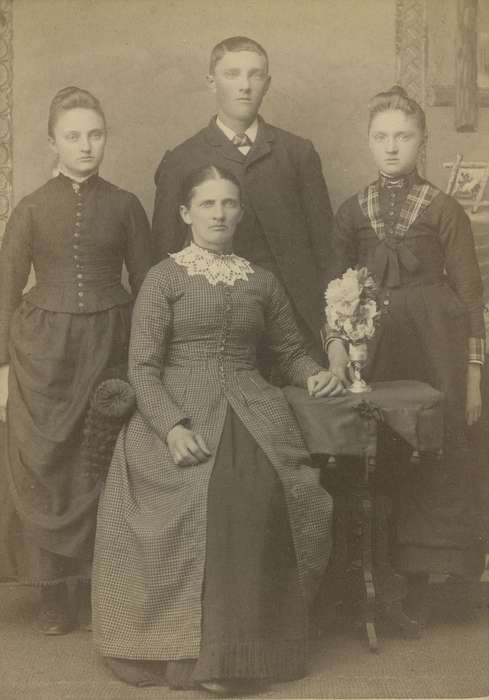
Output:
[0,0,12,245]
[395,0,427,172]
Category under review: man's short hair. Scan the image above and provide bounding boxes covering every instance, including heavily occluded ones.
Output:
[209,36,269,74]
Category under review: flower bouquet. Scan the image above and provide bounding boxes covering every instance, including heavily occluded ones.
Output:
[325,267,379,393]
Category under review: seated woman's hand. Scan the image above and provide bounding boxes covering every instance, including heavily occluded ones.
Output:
[307,370,345,398]
[166,423,212,467]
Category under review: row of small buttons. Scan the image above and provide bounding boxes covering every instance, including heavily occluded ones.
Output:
[72,183,86,308]
[386,190,398,236]
[217,289,233,382]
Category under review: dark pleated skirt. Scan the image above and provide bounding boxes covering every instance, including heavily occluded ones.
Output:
[0,300,131,585]
[166,408,307,686]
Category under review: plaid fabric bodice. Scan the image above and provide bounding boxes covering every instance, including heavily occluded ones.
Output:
[357,172,441,288]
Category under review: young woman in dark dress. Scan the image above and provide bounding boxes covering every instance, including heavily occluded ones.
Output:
[0,87,152,634]
[93,165,342,695]
[327,86,487,614]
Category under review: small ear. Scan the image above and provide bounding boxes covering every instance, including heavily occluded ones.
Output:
[179,204,192,225]
[48,136,58,155]
[263,74,271,96]
[206,73,216,93]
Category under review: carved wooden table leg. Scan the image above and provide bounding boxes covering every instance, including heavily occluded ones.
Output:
[358,446,419,650]
[361,492,378,651]
[356,452,378,651]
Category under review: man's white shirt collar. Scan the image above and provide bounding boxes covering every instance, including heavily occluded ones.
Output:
[216,117,258,154]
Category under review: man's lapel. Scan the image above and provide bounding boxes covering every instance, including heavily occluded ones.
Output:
[246,117,273,167]
[204,118,246,165]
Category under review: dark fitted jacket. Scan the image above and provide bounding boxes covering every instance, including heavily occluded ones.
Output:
[0,174,152,363]
[152,116,335,348]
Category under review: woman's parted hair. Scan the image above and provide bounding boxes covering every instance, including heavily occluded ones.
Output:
[368,85,426,133]
[179,165,242,207]
[48,86,106,137]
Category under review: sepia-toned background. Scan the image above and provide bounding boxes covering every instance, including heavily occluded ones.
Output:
[10,0,489,217]
[2,2,489,699]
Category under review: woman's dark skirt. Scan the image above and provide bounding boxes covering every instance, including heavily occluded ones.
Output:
[166,407,307,686]
[0,300,131,586]
[367,292,483,578]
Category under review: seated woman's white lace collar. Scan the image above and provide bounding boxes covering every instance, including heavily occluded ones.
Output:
[170,243,254,286]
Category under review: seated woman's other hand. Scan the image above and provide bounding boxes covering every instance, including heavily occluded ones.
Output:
[166,424,212,467]
[307,370,345,398]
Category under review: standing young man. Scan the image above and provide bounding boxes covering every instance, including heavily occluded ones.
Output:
[152,36,334,357]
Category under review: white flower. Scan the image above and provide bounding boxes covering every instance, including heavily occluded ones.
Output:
[325,269,361,306]
[324,267,379,344]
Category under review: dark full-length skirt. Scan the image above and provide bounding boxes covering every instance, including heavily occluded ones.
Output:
[366,292,482,577]
[157,408,307,686]
[0,300,131,585]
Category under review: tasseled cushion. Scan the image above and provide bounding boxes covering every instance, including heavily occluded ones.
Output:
[81,379,136,480]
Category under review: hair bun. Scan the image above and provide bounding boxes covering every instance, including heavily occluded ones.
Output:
[387,85,409,98]
[368,84,426,132]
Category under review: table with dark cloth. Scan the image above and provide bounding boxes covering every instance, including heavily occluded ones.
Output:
[284,380,444,651]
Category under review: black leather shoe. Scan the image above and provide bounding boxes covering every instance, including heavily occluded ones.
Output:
[200,681,237,696]
[38,583,72,635]
[38,603,72,635]
[105,658,167,687]
[200,680,267,696]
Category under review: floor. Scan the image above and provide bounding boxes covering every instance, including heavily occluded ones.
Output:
[1,582,488,700]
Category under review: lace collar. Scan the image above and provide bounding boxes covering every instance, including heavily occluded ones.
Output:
[170,242,254,286]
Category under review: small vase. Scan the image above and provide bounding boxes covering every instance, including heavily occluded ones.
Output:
[348,342,371,393]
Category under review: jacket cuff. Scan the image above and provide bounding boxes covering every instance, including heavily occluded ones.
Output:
[320,325,345,353]
[468,337,485,365]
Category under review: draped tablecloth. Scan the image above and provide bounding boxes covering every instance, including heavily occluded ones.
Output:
[284,380,444,457]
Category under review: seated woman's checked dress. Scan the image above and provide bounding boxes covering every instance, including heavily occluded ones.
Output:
[93,245,333,685]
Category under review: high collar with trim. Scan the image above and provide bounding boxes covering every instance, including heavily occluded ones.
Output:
[379,169,419,191]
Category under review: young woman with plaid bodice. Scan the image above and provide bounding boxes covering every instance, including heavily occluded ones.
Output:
[92,165,342,695]
[327,86,487,608]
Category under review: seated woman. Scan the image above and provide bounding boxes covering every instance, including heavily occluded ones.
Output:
[92,164,343,695]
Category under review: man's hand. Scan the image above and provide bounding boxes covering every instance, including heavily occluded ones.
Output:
[166,423,211,467]
[307,370,345,398]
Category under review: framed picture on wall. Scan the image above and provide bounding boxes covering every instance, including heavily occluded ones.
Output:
[445,155,489,212]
